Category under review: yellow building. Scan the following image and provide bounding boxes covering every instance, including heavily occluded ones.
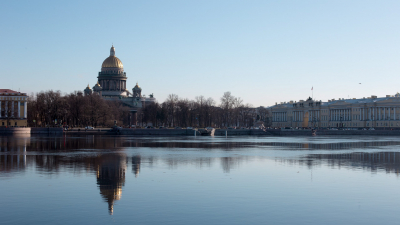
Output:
[0,89,28,127]
[269,94,400,129]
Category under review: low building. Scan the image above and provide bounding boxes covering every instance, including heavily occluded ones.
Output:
[269,94,400,129]
[0,89,28,127]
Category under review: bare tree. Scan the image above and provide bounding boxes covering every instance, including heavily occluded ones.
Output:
[166,94,178,127]
[220,92,235,127]
[257,107,271,127]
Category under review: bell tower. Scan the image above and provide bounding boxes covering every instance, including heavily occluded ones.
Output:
[132,83,142,99]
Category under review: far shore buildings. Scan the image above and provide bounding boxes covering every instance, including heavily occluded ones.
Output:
[0,89,28,127]
[268,94,400,129]
[84,45,156,124]
[84,46,400,129]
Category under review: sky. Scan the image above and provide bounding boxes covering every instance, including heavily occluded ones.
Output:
[1,0,400,107]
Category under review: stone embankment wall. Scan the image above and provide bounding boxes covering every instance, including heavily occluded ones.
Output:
[0,127,31,135]
[4,128,395,136]
[267,129,400,136]
[118,129,194,135]
[63,129,110,135]
[214,129,271,136]
[31,128,63,135]
[114,128,271,136]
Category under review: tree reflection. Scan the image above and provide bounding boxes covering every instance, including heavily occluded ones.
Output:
[132,155,141,177]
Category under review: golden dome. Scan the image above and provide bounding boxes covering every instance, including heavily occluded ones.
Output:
[102,45,123,68]
[102,56,123,68]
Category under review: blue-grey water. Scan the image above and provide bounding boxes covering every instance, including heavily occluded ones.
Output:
[1,135,400,225]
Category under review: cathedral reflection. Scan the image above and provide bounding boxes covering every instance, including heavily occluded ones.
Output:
[95,153,127,215]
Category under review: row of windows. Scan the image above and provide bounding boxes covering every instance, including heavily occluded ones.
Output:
[279,121,399,127]
[274,115,400,122]
[0,97,26,101]
[282,107,399,113]
[276,108,400,115]
[1,122,18,126]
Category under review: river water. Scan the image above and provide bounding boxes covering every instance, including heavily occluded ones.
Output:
[1,135,400,225]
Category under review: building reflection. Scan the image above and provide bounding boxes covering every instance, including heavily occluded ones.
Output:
[302,152,400,173]
[274,151,400,174]
[95,153,127,215]
[0,136,29,174]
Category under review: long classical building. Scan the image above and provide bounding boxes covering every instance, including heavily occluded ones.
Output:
[0,89,28,127]
[269,94,400,129]
[84,45,156,125]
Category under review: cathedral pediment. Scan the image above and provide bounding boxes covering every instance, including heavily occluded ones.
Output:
[328,101,352,106]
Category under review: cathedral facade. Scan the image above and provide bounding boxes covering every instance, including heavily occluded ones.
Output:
[84,46,156,124]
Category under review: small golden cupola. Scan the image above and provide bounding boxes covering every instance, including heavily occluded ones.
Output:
[84,84,93,96]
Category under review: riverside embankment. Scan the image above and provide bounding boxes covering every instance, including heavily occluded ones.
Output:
[269,129,400,136]
[3,128,400,136]
[109,128,400,136]
[1,127,63,135]
[112,128,271,136]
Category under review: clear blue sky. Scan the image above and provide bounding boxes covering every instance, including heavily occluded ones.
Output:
[2,0,400,107]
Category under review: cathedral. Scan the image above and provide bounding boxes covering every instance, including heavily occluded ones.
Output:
[84,45,156,124]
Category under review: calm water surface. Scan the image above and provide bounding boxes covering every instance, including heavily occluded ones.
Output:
[1,135,400,224]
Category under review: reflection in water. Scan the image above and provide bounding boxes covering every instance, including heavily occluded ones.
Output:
[132,155,141,177]
[275,152,400,174]
[221,157,243,173]
[0,154,26,174]
[96,154,127,215]
[2,135,400,214]
[0,136,28,175]
[304,152,400,173]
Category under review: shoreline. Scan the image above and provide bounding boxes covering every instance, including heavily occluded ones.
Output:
[2,127,400,136]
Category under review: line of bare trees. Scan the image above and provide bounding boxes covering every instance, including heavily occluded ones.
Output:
[26,90,271,128]
[27,90,131,127]
[140,92,271,128]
